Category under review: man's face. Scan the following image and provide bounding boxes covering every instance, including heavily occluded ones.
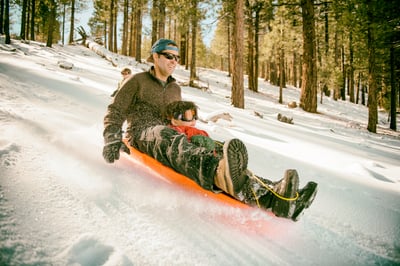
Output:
[154,49,179,78]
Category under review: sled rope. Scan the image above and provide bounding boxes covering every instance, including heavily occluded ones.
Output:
[248,170,299,201]
[250,187,261,208]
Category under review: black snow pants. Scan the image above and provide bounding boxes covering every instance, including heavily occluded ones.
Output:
[130,125,220,191]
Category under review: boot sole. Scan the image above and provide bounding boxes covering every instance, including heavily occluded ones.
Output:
[223,139,248,195]
[292,182,318,221]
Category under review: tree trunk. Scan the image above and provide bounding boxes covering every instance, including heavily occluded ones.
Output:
[293,52,298,87]
[121,0,129,55]
[245,0,254,91]
[151,0,158,44]
[356,72,361,104]
[4,0,10,44]
[180,33,187,65]
[62,3,65,44]
[68,0,75,44]
[300,0,317,113]
[108,0,114,51]
[333,22,340,100]
[129,7,135,57]
[135,5,142,62]
[367,0,377,133]
[349,32,355,102]
[189,0,198,87]
[341,45,346,100]
[158,0,166,38]
[30,0,35,40]
[279,47,284,104]
[389,44,397,130]
[227,19,231,77]
[231,0,245,108]
[0,0,4,34]
[247,18,254,91]
[254,5,260,92]
[46,0,56,47]
[20,0,27,40]
[113,9,117,52]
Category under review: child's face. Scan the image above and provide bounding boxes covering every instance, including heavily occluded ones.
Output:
[171,109,196,126]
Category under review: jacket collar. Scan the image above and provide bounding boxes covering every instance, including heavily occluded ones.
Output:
[149,66,176,84]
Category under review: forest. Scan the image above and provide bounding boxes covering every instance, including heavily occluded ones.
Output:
[1,0,399,133]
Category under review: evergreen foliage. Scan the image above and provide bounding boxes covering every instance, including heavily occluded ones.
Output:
[3,0,399,131]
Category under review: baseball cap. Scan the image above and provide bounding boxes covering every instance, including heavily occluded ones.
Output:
[147,38,179,63]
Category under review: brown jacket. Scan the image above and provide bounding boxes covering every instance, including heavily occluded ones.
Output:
[103,67,182,140]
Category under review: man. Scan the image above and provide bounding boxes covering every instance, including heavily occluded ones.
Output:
[102,38,317,221]
[103,38,246,192]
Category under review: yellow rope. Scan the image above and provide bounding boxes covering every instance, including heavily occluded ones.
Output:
[214,140,298,202]
[248,170,299,201]
[250,187,261,208]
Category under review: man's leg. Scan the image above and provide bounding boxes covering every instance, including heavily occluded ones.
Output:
[131,125,219,191]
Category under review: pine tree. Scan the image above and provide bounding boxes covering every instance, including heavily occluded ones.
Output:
[299,0,317,113]
[231,0,245,108]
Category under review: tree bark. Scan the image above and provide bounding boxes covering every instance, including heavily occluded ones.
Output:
[135,5,142,62]
[4,0,10,44]
[30,0,35,40]
[189,0,198,87]
[151,0,158,44]
[46,0,56,47]
[108,0,114,51]
[366,0,377,133]
[158,0,166,38]
[68,0,75,44]
[121,0,129,55]
[231,0,245,108]
[245,0,254,91]
[389,44,397,131]
[300,0,317,113]
[0,0,4,34]
[20,0,27,40]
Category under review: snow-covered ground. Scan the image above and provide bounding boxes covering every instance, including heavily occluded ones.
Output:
[0,39,399,266]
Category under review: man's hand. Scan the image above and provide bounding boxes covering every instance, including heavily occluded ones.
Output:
[103,130,130,163]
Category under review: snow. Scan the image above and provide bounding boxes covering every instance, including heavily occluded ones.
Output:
[0,39,399,266]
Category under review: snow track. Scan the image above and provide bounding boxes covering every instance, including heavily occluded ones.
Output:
[1,41,399,265]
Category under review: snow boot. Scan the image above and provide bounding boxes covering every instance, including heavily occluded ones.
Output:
[235,170,274,206]
[291,181,318,221]
[271,169,300,218]
[214,138,248,196]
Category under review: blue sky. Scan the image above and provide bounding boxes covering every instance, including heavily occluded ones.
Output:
[10,2,216,48]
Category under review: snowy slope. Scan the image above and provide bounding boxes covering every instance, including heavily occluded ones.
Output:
[0,39,399,266]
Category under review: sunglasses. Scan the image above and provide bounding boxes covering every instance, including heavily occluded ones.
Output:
[173,110,197,122]
[158,52,180,62]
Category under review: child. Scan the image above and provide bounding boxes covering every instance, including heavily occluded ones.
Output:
[165,101,318,221]
[111,67,132,97]
[164,101,217,152]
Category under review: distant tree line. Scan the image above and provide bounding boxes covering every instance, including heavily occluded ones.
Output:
[211,0,399,132]
[1,0,399,132]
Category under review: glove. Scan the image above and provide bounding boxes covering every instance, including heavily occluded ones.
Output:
[191,135,215,151]
[103,130,130,163]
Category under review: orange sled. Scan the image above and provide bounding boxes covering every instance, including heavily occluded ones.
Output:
[120,140,298,236]
[123,139,249,209]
